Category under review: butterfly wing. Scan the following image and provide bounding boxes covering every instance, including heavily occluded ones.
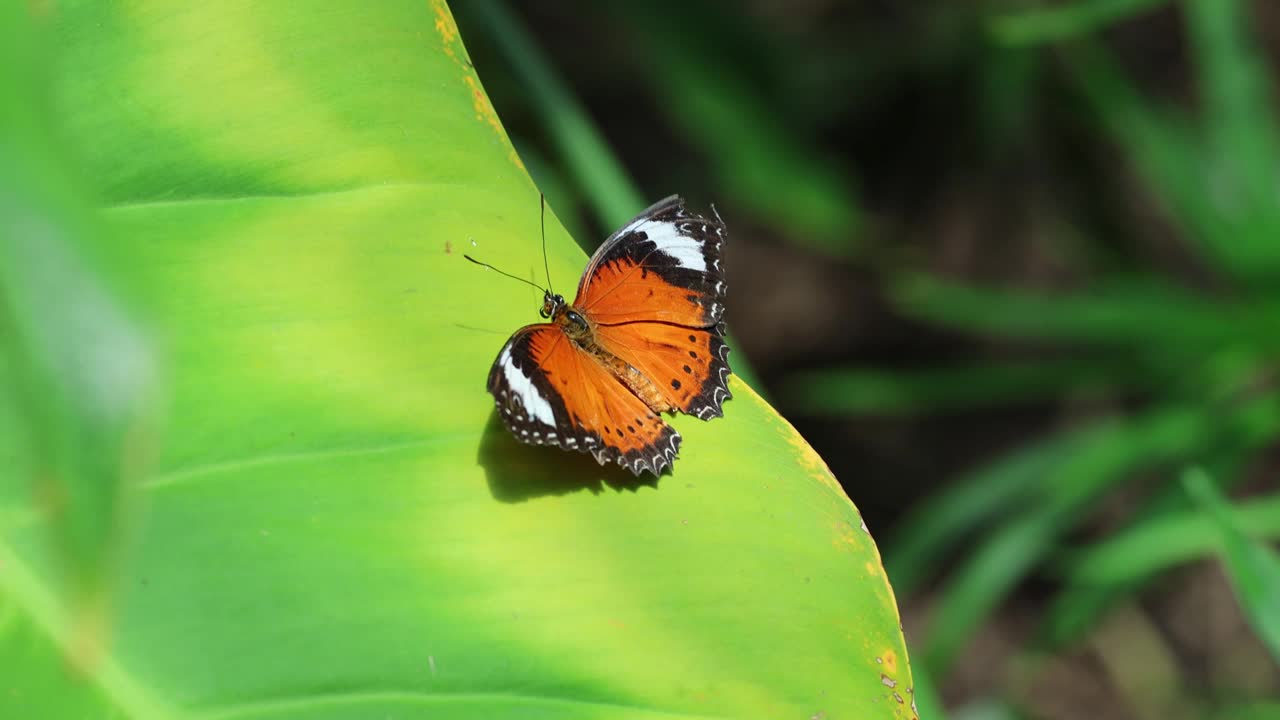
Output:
[574,195,727,327]
[487,324,682,475]
[572,195,732,420]
[594,321,732,420]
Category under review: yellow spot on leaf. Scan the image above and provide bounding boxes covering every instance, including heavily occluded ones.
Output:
[429,0,524,171]
[834,519,861,551]
[464,75,506,143]
[432,0,458,52]
[881,649,898,673]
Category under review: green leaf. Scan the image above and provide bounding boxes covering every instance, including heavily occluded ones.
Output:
[892,273,1280,348]
[0,2,915,717]
[988,0,1170,46]
[1064,41,1238,274]
[920,397,1276,675]
[0,0,160,666]
[886,420,1123,595]
[1034,440,1254,640]
[1184,0,1280,276]
[609,1,863,256]
[1066,12,1280,284]
[1060,492,1280,584]
[782,360,1139,416]
[1214,702,1280,720]
[1039,400,1280,647]
[1183,468,1280,662]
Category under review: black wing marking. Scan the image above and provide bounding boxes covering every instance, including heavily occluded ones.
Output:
[576,195,728,326]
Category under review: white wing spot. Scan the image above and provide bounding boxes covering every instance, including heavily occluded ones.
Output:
[625,219,707,272]
[499,345,556,426]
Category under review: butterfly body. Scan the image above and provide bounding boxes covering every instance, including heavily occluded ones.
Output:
[486,196,731,476]
[543,291,678,415]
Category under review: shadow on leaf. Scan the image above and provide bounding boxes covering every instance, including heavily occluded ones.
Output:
[477,413,659,502]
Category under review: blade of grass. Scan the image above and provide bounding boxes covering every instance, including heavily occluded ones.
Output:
[1212,702,1280,720]
[886,419,1125,594]
[509,136,589,243]
[1061,492,1280,583]
[906,648,943,720]
[1039,398,1279,647]
[783,359,1143,416]
[922,396,1277,675]
[988,0,1170,46]
[1066,38,1263,281]
[614,1,863,256]
[1184,467,1280,662]
[460,0,645,229]
[1184,0,1280,280]
[892,273,1280,348]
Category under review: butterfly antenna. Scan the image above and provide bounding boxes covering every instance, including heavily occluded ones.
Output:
[540,193,554,296]
[464,254,547,294]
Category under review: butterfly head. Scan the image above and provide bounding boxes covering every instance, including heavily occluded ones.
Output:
[539,291,566,319]
[542,291,593,341]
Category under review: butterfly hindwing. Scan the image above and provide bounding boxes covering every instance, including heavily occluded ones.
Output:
[487,324,682,475]
[594,321,732,420]
[575,195,726,327]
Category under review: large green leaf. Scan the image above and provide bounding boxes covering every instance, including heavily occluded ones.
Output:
[0,2,915,718]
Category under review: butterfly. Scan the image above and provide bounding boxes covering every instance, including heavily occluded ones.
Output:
[481,195,732,476]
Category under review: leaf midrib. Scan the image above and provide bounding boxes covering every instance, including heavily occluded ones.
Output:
[189,689,733,720]
[100,181,467,214]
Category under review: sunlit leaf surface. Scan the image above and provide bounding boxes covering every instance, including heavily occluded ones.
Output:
[0,2,915,717]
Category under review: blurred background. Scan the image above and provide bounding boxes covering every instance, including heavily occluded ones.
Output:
[454,1,1280,718]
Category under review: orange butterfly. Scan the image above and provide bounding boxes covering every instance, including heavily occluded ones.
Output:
[480,196,732,475]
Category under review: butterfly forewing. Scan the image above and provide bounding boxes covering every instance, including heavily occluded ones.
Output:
[575,195,727,328]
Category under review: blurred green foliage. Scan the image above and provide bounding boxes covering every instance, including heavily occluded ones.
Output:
[0,0,159,649]
[885,0,1280,682]
[1185,468,1280,663]
[991,0,1171,44]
